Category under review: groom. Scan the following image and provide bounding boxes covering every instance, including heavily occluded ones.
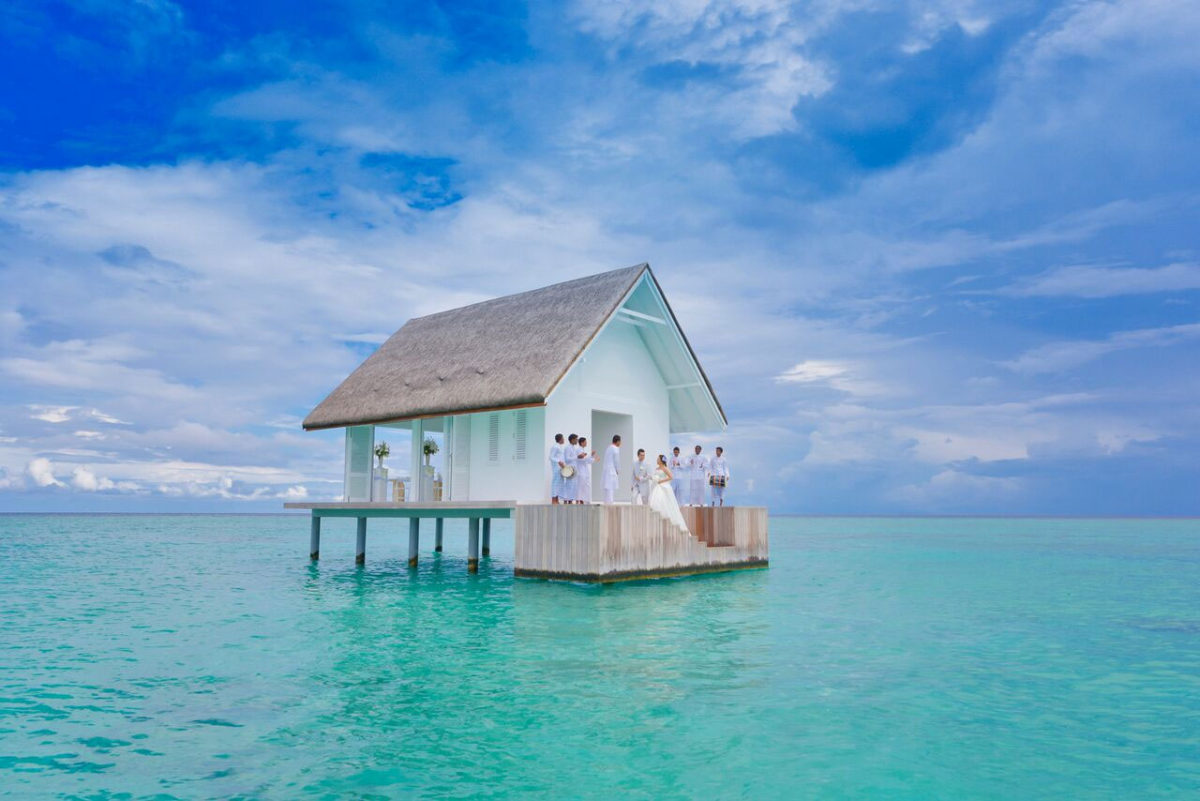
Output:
[631,448,652,504]
[602,435,621,504]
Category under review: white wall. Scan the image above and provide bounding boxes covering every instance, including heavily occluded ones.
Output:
[544,320,670,500]
[461,405,546,502]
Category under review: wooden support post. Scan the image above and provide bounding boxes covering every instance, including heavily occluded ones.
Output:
[435,518,444,552]
[309,515,321,560]
[467,517,480,573]
[482,518,491,557]
[408,518,420,568]
[355,517,367,565]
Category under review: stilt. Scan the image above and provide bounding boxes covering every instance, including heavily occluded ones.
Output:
[467,517,480,573]
[435,518,444,552]
[355,517,367,565]
[482,518,491,557]
[408,518,420,568]
[309,515,321,560]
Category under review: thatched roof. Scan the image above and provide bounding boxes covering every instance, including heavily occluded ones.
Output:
[303,263,725,431]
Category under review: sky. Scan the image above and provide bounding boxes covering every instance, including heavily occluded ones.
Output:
[1,0,1197,515]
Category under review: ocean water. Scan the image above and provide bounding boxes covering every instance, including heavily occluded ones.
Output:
[0,515,1197,799]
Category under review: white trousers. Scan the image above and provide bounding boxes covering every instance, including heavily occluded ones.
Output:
[672,479,685,505]
[689,479,705,506]
[604,487,615,504]
[711,485,725,505]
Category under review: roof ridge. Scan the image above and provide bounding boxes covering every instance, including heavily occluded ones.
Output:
[406,263,648,324]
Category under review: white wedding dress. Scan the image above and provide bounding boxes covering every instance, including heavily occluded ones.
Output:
[648,468,689,532]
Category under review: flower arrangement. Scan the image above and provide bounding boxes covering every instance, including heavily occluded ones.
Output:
[374,441,390,462]
[422,437,439,458]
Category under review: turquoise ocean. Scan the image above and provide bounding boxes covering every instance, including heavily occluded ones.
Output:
[1,515,1197,799]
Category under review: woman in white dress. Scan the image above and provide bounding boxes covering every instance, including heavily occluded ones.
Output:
[648,454,689,533]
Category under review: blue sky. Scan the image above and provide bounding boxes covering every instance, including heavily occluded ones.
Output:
[1,0,1197,514]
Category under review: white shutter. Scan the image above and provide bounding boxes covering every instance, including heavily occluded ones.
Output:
[488,413,500,462]
[344,426,374,501]
[513,409,527,461]
[451,416,471,500]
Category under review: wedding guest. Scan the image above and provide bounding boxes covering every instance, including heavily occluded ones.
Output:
[670,447,686,505]
[709,446,729,506]
[602,435,621,504]
[549,433,565,504]
[688,445,709,507]
[577,436,598,503]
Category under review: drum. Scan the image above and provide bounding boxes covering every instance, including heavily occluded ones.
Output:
[709,476,727,488]
[560,465,576,479]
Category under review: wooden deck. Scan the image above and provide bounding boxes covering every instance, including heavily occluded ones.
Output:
[285,501,768,581]
[513,504,768,582]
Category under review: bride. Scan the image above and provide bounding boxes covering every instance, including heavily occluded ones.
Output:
[648,454,689,532]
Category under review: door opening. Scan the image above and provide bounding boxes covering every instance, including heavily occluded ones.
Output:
[590,410,634,503]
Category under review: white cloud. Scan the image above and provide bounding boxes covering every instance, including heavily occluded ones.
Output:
[28,405,130,425]
[87,408,131,425]
[1008,262,1200,298]
[69,467,140,492]
[775,359,891,397]
[337,332,391,345]
[26,458,64,488]
[0,467,21,490]
[569,0,832,139]
[891,469,1023,507]
[895,426,1030,462]
[1004,322,1200,374]
[30,405,76,423]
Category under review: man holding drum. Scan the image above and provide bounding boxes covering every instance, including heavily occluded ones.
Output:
[709,446,730,506]
[562,433,580,503]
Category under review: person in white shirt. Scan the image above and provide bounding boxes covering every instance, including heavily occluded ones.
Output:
[602,435,621,504]
[709,446,730,506]
[577,436,597,503]
[562,433,580,503]
[549,433,565,504]
[670,447,686,505]
[631,449,653,504]
[688,445,709,507]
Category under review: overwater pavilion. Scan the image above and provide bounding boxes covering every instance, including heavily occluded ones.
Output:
[288,263,768,580]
